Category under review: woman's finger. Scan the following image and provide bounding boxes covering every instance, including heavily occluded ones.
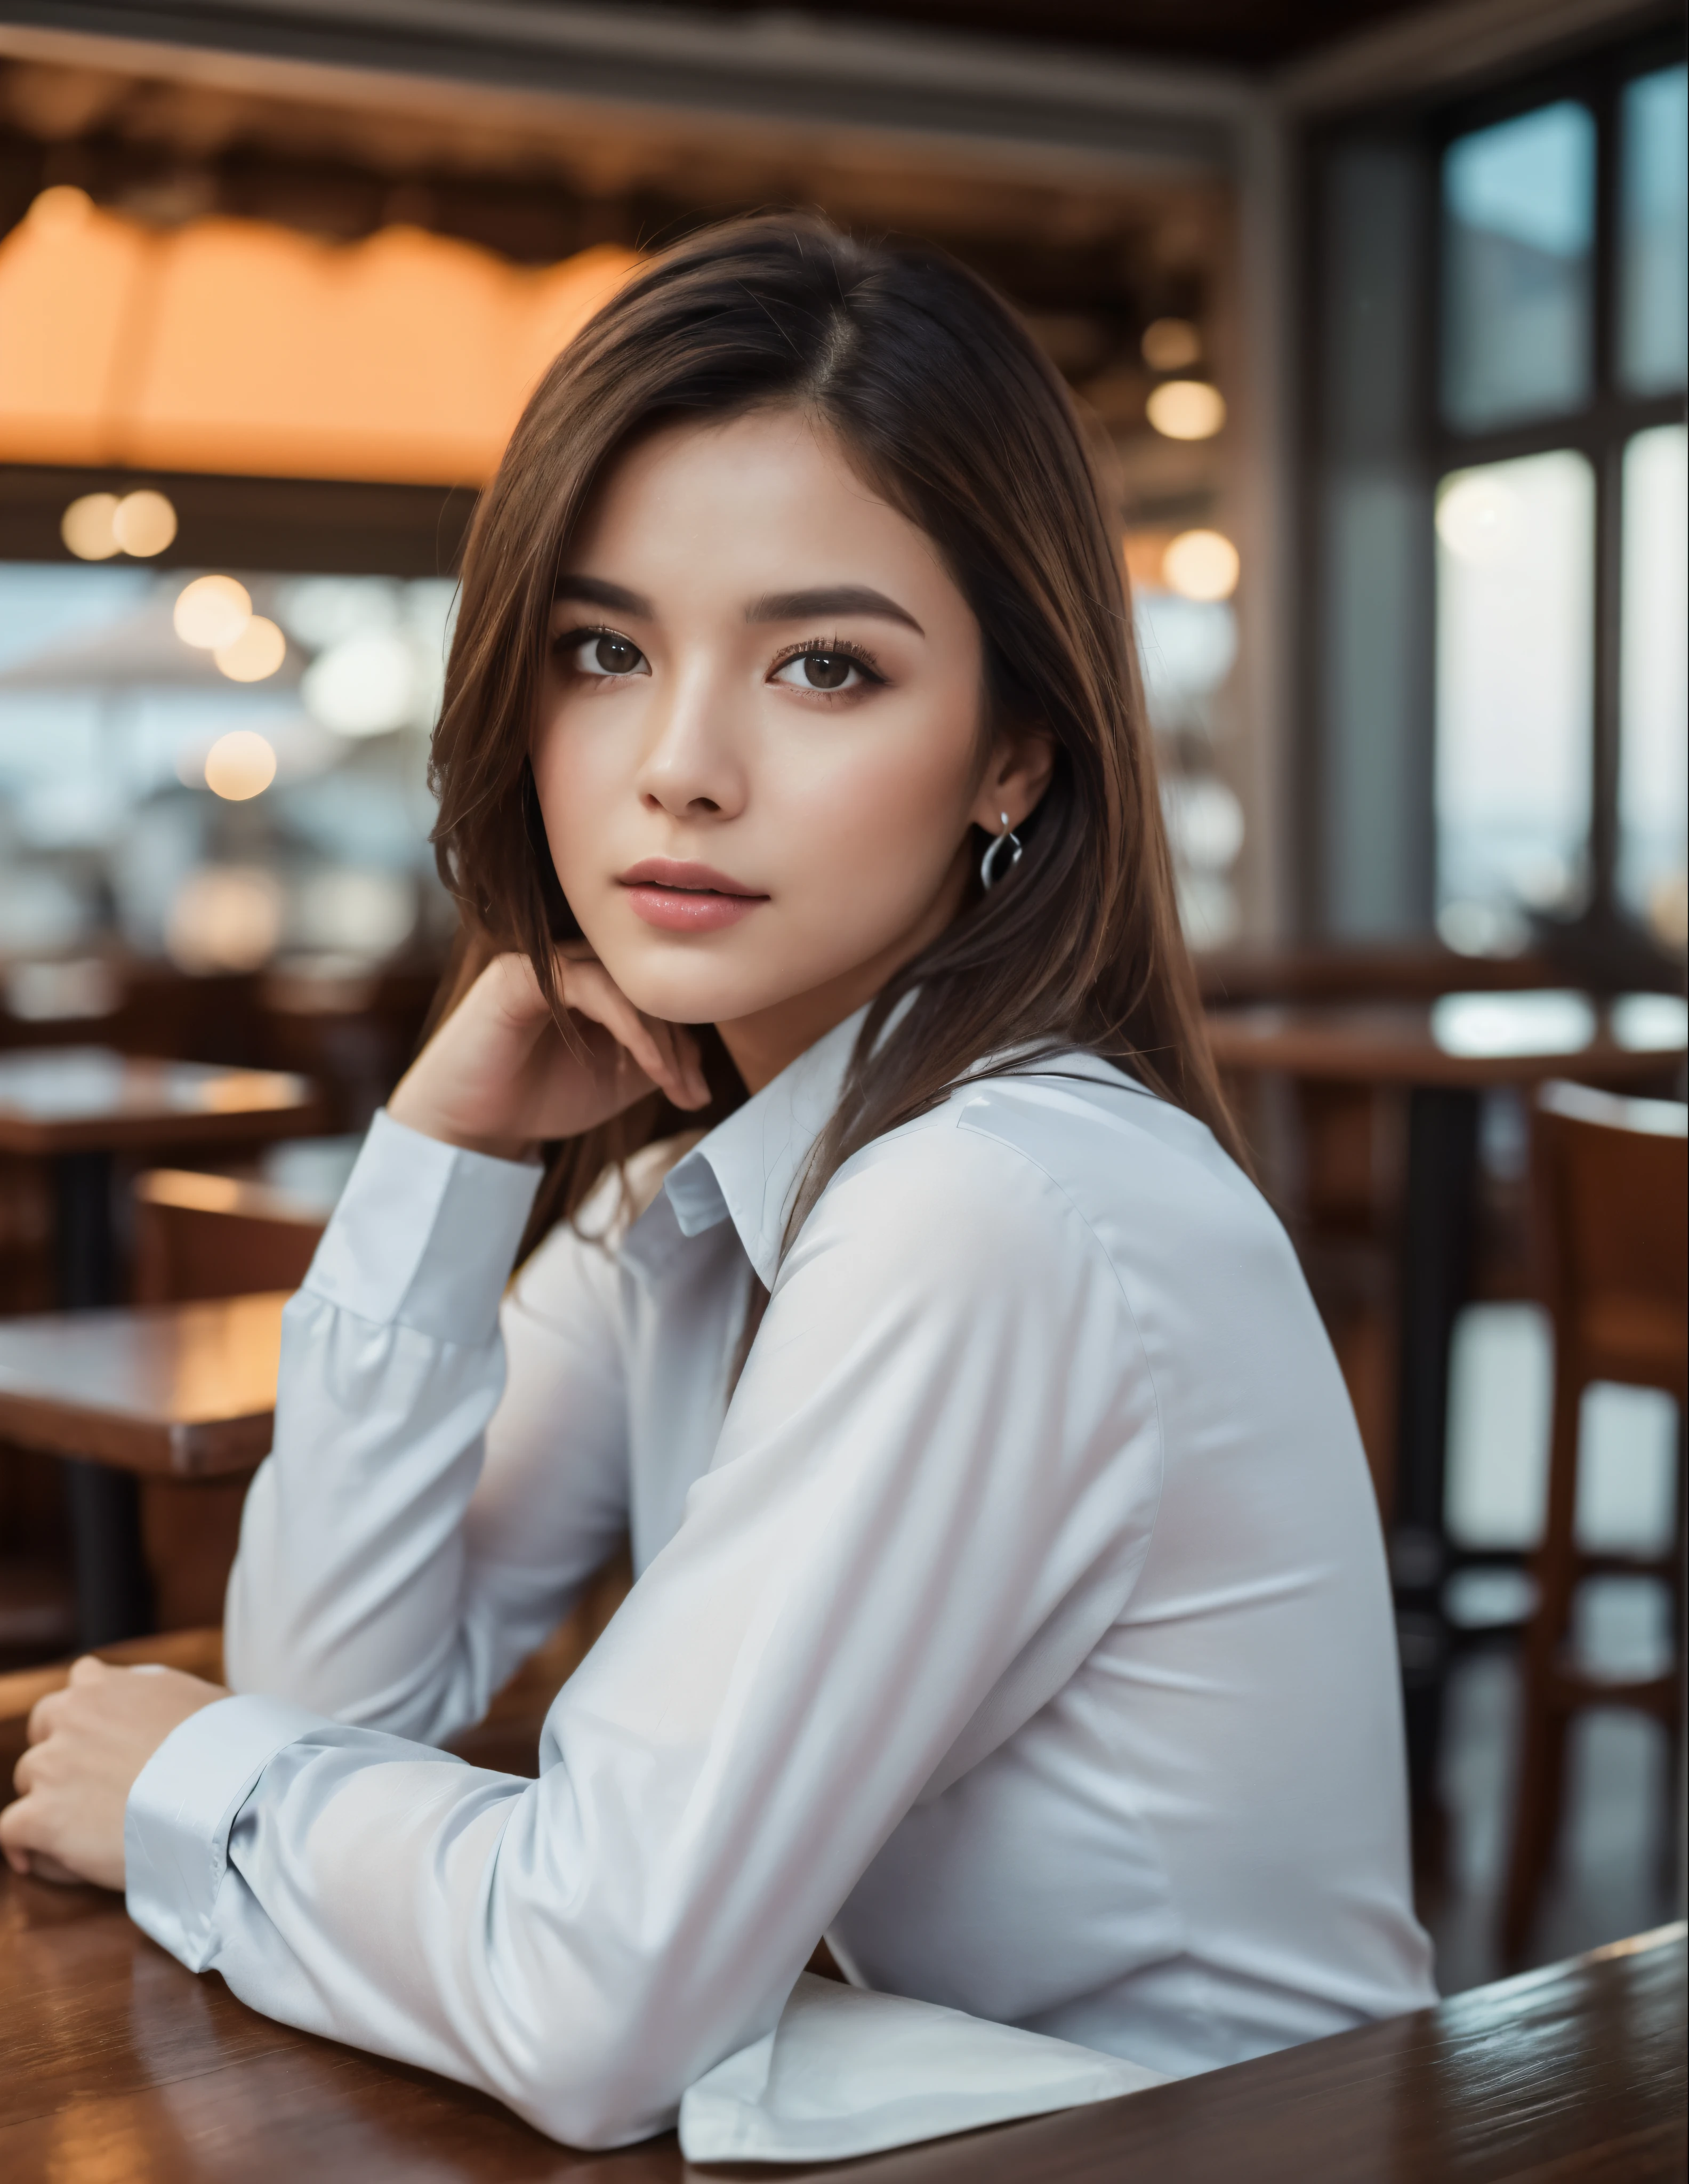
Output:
[548,944,708,1104]
[559,959,709,1110]
[26,1688,70,1746]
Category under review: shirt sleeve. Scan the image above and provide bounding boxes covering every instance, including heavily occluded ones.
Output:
[222,1109,631,1744]
[127,1122,1162,2151]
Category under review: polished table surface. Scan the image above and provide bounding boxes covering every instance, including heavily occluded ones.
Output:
[0,1047,319,1156]
[0,1292,285,1478]
[2,1864,1680,2183]
[1205,989,1688,1087]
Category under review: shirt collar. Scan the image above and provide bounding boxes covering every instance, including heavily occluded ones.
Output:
[660,1006,866,1287]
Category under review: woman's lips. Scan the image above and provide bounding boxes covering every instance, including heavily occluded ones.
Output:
[617,860,768,935]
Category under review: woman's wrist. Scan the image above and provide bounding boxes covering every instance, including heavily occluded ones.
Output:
[384,1086,537,1166]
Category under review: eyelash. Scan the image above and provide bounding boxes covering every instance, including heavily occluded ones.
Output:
[552,625,888,693]
[553,622,632,659]
[769,636,887,693]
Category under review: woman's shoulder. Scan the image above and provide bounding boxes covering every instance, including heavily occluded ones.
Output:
[818,1054,1274,1280]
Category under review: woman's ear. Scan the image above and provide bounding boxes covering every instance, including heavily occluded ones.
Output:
[971,727,1056,834]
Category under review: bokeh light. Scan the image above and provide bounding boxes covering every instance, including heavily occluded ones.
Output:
[165,864,284,973]
[111,489,178,557]
[214,615,287,683]
[1436,472,1521,561]
[1146,380,1227,441]
[203,729,278,800]
[294,867,416,959]
[1141,317,1202,372]
[1163,529,1240,601]
[302,631,417,737]
[174,574,252,649]
[61,493,121,560]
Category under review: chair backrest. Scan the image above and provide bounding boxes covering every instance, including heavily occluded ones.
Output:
[1533,1083,1688,1369]
[133,1169,325,1305]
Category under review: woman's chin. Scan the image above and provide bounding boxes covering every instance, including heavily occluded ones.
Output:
[593,950,785,1034]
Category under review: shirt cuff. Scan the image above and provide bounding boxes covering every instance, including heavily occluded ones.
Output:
[302,1108,544,1344]
[125,1693,323,1972]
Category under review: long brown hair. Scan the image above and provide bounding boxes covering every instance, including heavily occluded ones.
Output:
[428,212,1241,1265]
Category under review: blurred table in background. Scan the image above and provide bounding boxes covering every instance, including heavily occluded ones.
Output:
[0,1294,285,1479]
[1207,990,1688,1834]
[1195,942,1562,1008]
[0,1051,315,1653]
[0,1048,320,1307]
[0,1291,286,1646]
[0,1292,285,1646]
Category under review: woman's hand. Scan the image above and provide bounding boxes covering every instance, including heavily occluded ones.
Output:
[1,1657,228,1891]
[387,946,711,1161]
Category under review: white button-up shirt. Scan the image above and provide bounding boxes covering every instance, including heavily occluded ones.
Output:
[126,1010,1434,2149]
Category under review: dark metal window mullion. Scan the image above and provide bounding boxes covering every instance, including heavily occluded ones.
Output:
[1588,75,1624,929]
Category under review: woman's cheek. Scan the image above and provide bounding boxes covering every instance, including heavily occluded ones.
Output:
[794,723,971,902]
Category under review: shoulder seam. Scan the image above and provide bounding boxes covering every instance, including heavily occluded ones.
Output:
[950,1107,1169,1537]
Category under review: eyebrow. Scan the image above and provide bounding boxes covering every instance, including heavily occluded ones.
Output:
[747,585,924,635]
[553,575,925,636]
[553,575,655,617]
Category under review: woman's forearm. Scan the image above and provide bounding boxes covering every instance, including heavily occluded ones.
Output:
[223,1110,548,1739]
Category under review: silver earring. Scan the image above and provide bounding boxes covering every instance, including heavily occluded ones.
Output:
[979,810,1023,891]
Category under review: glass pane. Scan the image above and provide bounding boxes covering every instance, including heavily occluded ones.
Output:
[1619,65,1688,395]
[1435,449,1594,953]
[1619,424,1688,951]
[1442,102,1595,432]
[0,562,447,971]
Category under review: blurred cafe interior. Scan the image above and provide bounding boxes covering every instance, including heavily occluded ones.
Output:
[0,0,1684,2015]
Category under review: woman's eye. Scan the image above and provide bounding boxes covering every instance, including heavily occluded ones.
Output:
[773,651,863,693]
[572,632,648,678]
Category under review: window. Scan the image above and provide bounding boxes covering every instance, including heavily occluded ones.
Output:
[1434,451,1594,952]
[1618,66,1689,396]
[1441,102,1596,435]
[1309,41,1688,967]
[0,560,452,977]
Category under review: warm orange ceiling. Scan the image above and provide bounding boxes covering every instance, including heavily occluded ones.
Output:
[0,192,638,486]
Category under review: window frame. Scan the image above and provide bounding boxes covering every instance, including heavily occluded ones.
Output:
[1427,39,1686,965]
[1301,21,1687,974]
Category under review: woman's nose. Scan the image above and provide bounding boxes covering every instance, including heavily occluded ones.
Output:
[635,666,747,822]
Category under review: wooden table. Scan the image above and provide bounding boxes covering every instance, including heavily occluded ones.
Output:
[0,1292,285,1649]
[1206,991,1687,1811]
[1204,989,1687,1092]
[0,1294,285,1481]
[0,1047,319,1308]
[0,1049,312,1654]
[2,1867,1679,2181]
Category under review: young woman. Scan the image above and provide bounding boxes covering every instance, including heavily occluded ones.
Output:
[4,215,1434,2147]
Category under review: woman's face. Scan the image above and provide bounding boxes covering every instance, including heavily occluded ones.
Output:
[531,407,1049,1088]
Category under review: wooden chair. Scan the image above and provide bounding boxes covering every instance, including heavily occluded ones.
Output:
[1205,948,1559,1520]
[1501,1081,1687,1961]
[132,1169,326,1307]
[0,1551,633,1811]
[124,1171,326,1631]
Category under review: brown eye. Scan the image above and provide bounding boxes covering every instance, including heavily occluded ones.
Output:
[568,631,648,678]
[774,649,862,692]
[593,635,641,675]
